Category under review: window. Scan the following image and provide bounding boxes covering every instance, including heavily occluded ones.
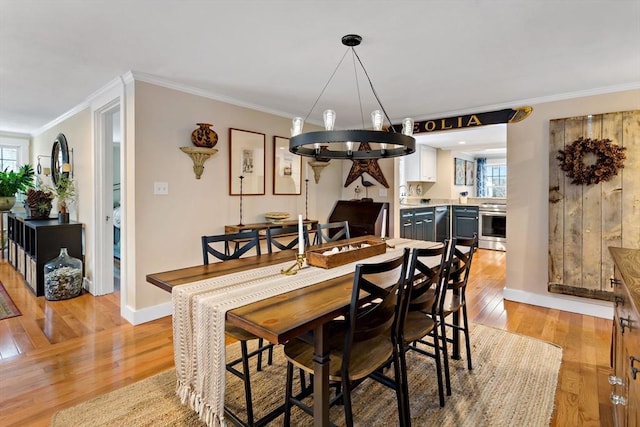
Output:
[0,135,30,203]
[0,146,19,172]
[485,164,507,197]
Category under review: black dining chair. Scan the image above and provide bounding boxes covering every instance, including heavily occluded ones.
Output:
[439,234,477,372]
[404,240,455,407]
[201,230,274,427]
[283,249,412,426]
[315,220,350,244]
[265,226,309,254]
[202,230,261,263]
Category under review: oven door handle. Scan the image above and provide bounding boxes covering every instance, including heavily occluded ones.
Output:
[480,211,506,216]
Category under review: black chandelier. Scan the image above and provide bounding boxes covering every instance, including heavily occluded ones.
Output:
[289,34,416,160]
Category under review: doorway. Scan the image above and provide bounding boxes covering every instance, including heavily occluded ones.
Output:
[92,96,122,297]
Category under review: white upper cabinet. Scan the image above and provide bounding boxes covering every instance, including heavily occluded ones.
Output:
[405,145,437,182]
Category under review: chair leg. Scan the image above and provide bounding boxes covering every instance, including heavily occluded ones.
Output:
[342,378,354,427]
[256,338,263,371]
[439,316,452,396]
[462,305,473,370]
[431,327,446,407]
[394,346,411,426]
[240,341,255,426]
[284,361,294,427]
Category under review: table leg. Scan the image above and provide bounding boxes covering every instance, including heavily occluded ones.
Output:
[313,323,330,427]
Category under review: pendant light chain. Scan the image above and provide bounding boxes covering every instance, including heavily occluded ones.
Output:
[350,48,366,129]
[303,48,350,122]
[351,48,397,132]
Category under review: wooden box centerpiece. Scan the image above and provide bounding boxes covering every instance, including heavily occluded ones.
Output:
[306,236,386,269]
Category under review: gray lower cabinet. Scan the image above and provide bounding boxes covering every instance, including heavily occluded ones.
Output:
[435,206,450,242]
[400,207,436,241]
[452,205,479,239]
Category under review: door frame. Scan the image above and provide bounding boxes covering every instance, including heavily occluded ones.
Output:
[91,83,124,298]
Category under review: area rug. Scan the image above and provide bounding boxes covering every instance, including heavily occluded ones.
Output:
[0,281,21,320]
[51,323,562,426]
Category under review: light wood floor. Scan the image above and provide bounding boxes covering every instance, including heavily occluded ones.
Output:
[0,249,613,427]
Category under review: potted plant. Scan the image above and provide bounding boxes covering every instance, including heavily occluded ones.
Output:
[26,187,55,219]
[0,164,35,211]
[52,175,76,223]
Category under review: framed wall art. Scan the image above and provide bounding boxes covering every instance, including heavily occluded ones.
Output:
[454,158,465,185]
[229,128,265,195]
[273,136,301,195]
[465,160,474,186]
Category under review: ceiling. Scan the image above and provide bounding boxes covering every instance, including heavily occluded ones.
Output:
[1,1,639,140]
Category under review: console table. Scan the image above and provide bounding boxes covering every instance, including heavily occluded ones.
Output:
[7,213,83,296]
[224,219,318,234]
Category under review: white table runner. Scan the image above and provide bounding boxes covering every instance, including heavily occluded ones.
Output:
[172,238,435,426]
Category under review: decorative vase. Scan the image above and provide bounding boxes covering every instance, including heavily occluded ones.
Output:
[58,212,70,223]
[0,196,16,211]
[44,247,83,300]
[191,123,218,148]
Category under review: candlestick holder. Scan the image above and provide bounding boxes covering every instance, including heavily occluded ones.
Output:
[238,175,244,226]
[280,253,306,276]
[304,178,309,220]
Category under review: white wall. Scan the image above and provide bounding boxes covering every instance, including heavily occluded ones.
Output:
[130,81,343,310]
[505,88,640,318]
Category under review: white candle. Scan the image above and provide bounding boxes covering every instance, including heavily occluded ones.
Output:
[381,208,387,239]
[298,214,304,254]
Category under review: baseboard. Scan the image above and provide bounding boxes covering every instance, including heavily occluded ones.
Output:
[503,287,613,320]
[120,301,172,325]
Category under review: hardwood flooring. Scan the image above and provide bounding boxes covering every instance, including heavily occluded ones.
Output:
[0,249,613,426]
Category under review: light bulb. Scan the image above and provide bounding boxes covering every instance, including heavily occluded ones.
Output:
[402,118,415,136]
[371,110,383,131]
[291,117,304,137]
[323,109,336,131]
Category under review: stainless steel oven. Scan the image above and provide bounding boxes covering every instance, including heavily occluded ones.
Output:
[478,203,506,251]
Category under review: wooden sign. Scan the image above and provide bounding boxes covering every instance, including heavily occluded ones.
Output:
[391,106,532,135]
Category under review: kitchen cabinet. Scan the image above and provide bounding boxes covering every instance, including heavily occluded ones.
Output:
[400,207,435,241]
[7,213,83,296]
[435,205,450,242]
[405,145,437,182]
[452,205,479,239]
[609,247,640,427]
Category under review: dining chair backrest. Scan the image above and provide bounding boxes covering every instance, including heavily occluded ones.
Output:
[342,249,410,375]
[265,226,309,254]
[406,239,455,317]
[448,233,478,296]
[315,221,350,244]
[201,230,261,264]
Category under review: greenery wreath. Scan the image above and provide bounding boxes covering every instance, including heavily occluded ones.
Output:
[557,137,626,185]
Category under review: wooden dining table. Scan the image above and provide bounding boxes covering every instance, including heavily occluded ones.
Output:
[146,237,444,427]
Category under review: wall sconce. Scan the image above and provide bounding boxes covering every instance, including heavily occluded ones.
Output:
[308,160,329,184]
[180,146,218,179]
[36,155,51,176]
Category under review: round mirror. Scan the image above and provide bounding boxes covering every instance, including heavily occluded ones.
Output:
[51,133,70,185]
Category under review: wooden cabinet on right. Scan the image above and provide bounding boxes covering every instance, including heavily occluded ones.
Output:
[609,247,640,427]
[405,145,437,182]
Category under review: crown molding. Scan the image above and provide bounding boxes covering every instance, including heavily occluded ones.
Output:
[407,81,640,124]
[130,71,295,121]
[32,76,126,137]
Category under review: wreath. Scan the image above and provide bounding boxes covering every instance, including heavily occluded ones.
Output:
[557,137,626,185]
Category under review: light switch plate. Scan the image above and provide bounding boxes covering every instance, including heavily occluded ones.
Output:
[154,181,169,195]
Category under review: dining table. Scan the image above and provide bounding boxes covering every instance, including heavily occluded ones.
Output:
[146,236,446,427]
